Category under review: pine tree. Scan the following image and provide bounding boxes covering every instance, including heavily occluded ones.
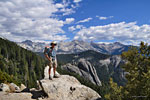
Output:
[121,41,150,99]
[104,78,123,100]
[105,41,150,100]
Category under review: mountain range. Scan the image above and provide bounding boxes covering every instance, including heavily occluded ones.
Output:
[17,40,131,55]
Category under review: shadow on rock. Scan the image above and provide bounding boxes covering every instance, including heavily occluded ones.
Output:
[96,98,102,100]
[21,88,48,99]
[30,90,48,99]
[21,88,30,92]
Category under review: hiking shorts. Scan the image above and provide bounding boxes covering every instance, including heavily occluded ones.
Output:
[49,58,57,68]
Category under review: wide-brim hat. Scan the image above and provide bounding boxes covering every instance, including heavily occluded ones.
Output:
[50,41,57,45]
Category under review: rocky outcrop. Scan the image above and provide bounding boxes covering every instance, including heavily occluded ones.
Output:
[0,74,101,100]
[0,92,33,100]
[99,55,123,73]
[9,83,20,92]
[0,83,20,92]
[61,59,102,86]
[39,75,101,100]
[20,84,27,91]
[0,83,10,92]
[98,55,126,85]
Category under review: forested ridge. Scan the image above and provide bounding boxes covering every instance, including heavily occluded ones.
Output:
[0,38,46,88]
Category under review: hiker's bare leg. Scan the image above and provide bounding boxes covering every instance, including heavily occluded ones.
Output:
[49,62,52,79]
[49,66,51,76]
[54,59,57,75]
[54,59,59,78]
[53,66,56,76]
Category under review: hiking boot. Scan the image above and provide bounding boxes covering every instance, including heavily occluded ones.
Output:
[49,76,53,80]
[54,74,60,78]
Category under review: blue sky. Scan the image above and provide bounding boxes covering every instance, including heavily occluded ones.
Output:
[70,0,150,25]
[0,0,150,45]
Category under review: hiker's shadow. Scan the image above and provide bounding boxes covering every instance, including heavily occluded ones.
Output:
[30,90,48,99]
[21,88,48,99]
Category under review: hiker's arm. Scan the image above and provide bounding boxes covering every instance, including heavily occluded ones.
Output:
[45,54,52,62]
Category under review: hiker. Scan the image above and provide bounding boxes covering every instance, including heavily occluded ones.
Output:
[44,41,59,80]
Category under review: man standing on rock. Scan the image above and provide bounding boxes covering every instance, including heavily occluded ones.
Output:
[44,41,59,80]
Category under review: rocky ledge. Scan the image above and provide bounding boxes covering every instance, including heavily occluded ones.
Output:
[0,75,101,100]
[39,75,101,100]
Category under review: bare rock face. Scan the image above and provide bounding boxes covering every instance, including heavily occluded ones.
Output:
[0,92,33,100]
[39,75,101,100]
[9,83,20,92]
[61,59,102,86]
[0,83,21,93]
[20,84,26,91]
[0,83,10,92]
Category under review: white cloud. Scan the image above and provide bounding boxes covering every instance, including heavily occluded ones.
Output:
[99,17,107,20]
[77,17,92,24]
[68,25,85,31]
[60,7,75,16]
[74,0,82,3]
[58,0,81,16]
[76,25,84,29]
[74,22,150,45]
[55,3,64,8]
[0,0,80,42]
[68,26,76,31]
[0,0,58,18]
[96,16,113,20]
[64,18,75,24]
